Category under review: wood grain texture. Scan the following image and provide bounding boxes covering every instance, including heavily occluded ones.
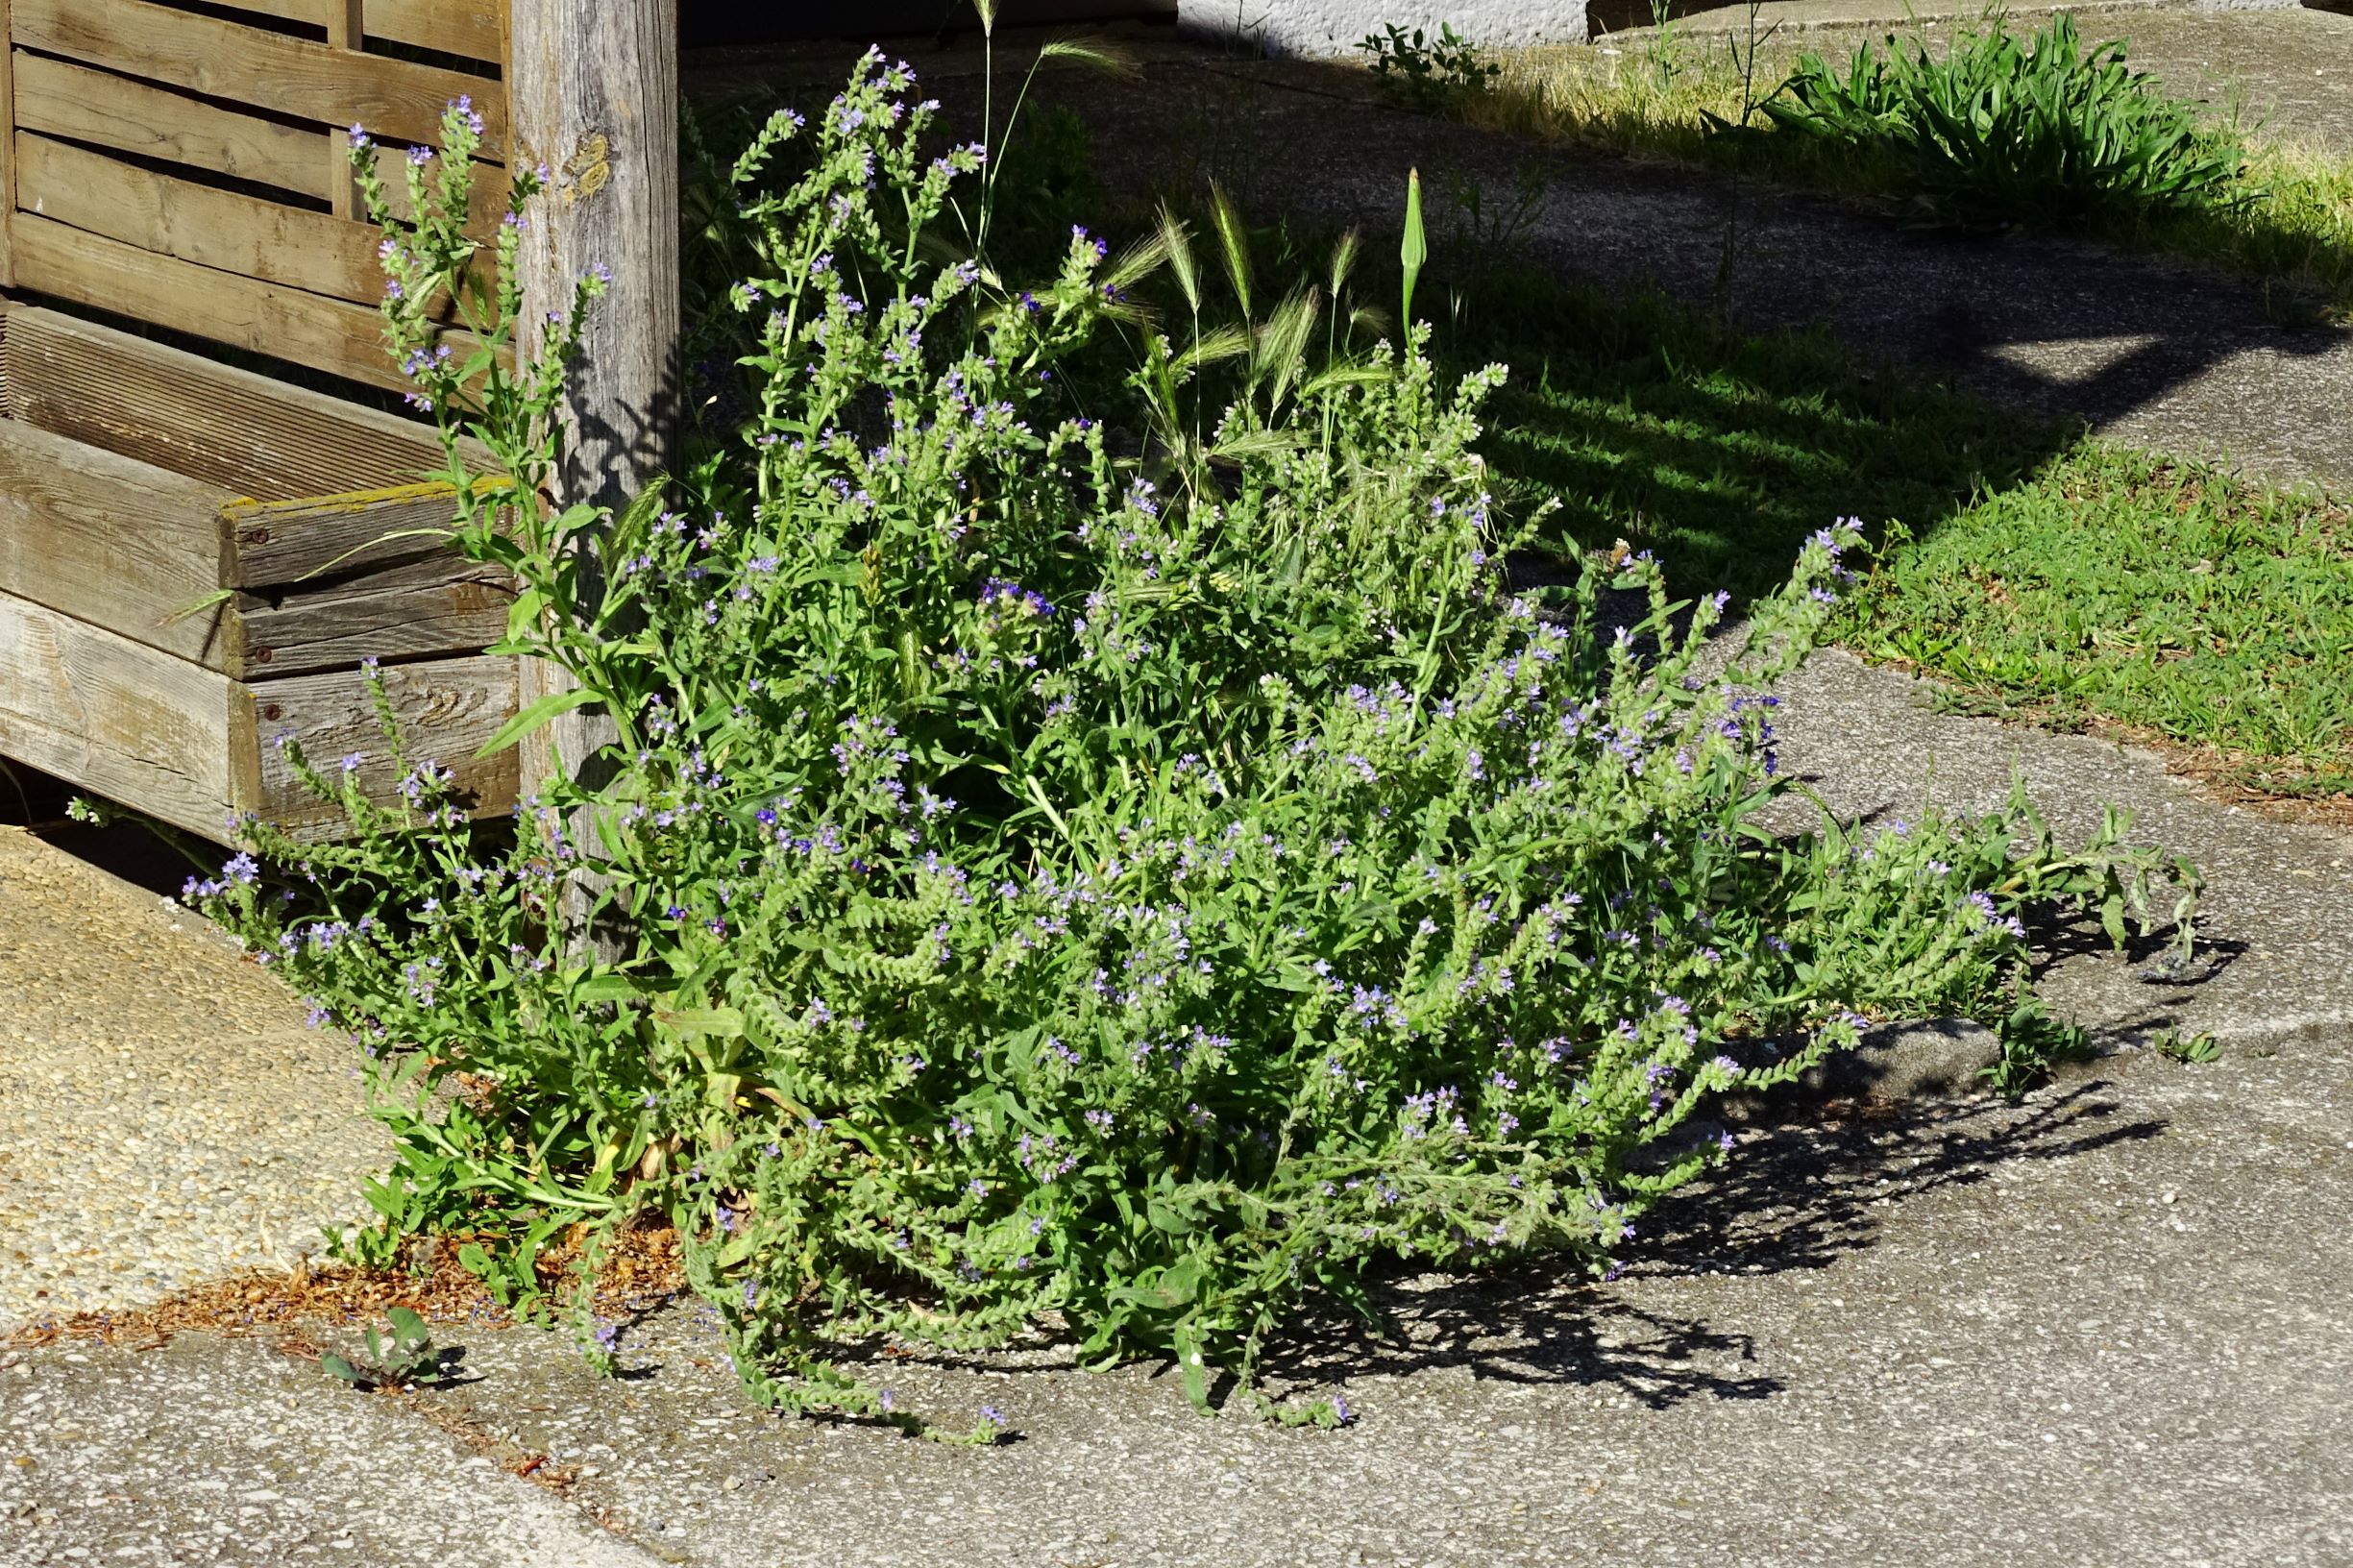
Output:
[512,0,677,508]
[327,0,365,218]
[0,416,241,667]
[0,304,466,502]
[367,0,507,64]
[0,595,518,842]
[12,56,502,239]
[239,554,512,677]
[12,53,333,202]
[1,0,17,287]
[16,133,389,305]
[224,480,495,586]
[10,212,452,395]
[0,588,236,839]
[220,0,506,65]
[510,0,678,900]
[240,653,519,836]
[13,0,508,158]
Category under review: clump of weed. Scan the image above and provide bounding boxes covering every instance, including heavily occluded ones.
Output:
[182,55,2195,1433]
[1752,14,2249,229]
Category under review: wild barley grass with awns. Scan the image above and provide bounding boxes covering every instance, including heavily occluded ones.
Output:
[178,57,2197,1432]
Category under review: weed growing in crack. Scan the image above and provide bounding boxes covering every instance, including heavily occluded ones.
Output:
[179,54,2197,1433]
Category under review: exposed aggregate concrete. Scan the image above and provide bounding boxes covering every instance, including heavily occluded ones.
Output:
[0,829,389,1331]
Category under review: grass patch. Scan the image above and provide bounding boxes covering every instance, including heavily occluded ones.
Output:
[1844,450,2353,797]
[1469,20,2353,317]
[1445,270,2052,601]
[1422,266,2353,804]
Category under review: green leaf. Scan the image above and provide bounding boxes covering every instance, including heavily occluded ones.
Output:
[573,973,642,1005]
[386,1306,430,1346]
[474,685,601,759]
[319,1354,363,1386]
[1173,1322,1213,1412]
[1119,1255,1205,1310]
[504,586,547,644]
[655,1005,746,1038]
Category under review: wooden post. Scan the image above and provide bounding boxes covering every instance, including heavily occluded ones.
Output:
[0,0,17,289]
[508,0,680,938]
[324,0,365,222]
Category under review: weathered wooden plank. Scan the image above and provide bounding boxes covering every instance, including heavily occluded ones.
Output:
[9,212,465,395]
[326,0,365,219]
[239,654,519,837]
[0,588,236,839]
[239,554,511,677]
[16,133,389,305]
[0,416,241,668]
[0,4,18,288]
[12,52,332,203]
[213,0,507,66]
[368,0,507,65]
[13,55,504,238]
[224,480,504,586]
[13,0,507,159]
[0,303,473,502]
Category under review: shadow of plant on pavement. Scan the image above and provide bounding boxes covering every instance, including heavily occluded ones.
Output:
[1247,1085,2163,1410]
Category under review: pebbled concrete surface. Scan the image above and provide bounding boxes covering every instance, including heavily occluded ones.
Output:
[14,1043,2338,1568]
[0,827,388,1331]
[1773,649,2353,1055]
[0,1335,654,1567]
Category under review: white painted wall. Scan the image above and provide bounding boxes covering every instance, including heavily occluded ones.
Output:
[1178,0,1589,56]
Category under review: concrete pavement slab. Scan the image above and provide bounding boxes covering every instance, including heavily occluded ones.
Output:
[0,1335,654,1568]
[246,1043,2353,1568]
[0,829,389,1330]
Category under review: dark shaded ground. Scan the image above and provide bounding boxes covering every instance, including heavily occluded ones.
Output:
[686,12,2353,496]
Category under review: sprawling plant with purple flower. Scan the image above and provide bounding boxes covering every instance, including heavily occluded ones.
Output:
[184,52,2196,1432]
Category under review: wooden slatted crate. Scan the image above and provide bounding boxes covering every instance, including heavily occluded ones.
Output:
[0,0,520,842]
[0,303,518,840]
